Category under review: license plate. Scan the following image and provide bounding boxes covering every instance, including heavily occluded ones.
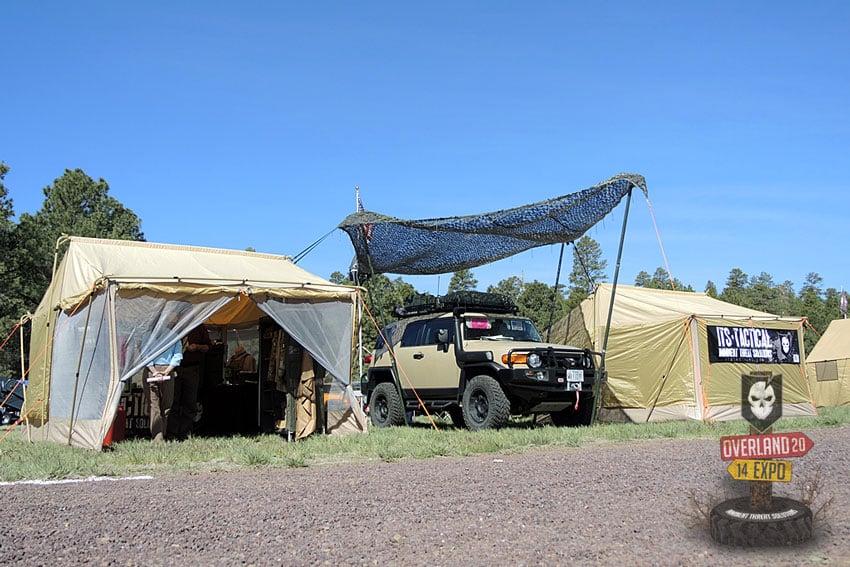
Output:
[567,369,583,390]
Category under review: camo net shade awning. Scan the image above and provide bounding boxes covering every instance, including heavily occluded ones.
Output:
[339,173,647,275]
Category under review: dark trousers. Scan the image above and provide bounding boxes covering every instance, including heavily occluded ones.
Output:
[143,366,174,442]
[169,364,201,439]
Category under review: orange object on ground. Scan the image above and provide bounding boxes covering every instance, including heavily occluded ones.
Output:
[103,406,126,447]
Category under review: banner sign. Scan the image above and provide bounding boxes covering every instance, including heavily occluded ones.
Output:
[707,325,800,364]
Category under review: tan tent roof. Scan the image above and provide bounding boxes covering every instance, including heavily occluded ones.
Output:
[807,318,850,363]
[50,236,348,309]
[585,283,789,328]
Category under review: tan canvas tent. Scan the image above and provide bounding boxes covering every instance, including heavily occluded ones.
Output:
[806,318,850,407]
[550,284,816,423]
[21,236,367,450]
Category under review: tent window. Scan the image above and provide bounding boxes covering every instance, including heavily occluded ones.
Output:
[254,298,353,386]
[816,361,839,382]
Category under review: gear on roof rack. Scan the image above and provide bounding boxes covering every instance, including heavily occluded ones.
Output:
[394,291,518,318]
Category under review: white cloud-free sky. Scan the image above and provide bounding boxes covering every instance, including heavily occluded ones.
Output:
[4,1,848,295]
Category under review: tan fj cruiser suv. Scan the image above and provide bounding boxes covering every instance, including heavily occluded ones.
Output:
[363,292,601,430]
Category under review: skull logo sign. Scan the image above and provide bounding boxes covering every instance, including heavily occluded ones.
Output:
[741,372,782,432]
[748,381,775,420]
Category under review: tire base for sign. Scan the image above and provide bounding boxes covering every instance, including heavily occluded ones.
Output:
[710,497,812,546]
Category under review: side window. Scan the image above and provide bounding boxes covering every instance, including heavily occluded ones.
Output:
[400,320,427,347]
[374,322,397,351]
[422,320,454,345]
[374,329,387,350]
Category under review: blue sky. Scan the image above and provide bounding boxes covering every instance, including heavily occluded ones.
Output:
[3,2,849,296]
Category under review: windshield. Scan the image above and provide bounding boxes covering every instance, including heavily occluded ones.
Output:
[464,316,542,342]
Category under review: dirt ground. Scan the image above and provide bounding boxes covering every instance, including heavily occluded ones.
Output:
[2,426,849,566]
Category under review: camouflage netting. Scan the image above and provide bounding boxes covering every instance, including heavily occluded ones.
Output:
[338,173,647,275]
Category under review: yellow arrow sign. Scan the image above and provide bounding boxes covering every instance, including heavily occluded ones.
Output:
[727,459,793,482]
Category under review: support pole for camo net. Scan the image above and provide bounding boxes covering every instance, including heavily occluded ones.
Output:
[545,242,566,343]
[591,188,633,425]
[361,238,407,413]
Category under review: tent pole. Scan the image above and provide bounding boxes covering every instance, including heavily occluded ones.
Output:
[19,314,32,441]
[67,292,95,445]
[32,236,71,439]
[360,234,407,413]
[592,188,633,424]
[545,242,566,342]
[18,314,28,387]
[357,292,363,384]
[645,324,689,422]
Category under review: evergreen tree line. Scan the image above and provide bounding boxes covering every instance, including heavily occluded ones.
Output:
[336,236,844,355]
[0,164,144,377]
[0,162,843,377]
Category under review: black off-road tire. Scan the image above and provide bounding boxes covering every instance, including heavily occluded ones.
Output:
[370,382,405,427]
[462,375,511,431]
[550,396,595,427]
[710,497,813,546]
[447,406,466,428]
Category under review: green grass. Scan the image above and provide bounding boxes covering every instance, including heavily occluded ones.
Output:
[1,407,848,482]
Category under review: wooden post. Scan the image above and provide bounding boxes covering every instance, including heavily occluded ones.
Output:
[749,425,773,511]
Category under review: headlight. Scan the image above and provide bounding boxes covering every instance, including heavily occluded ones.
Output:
[499,352,543,367]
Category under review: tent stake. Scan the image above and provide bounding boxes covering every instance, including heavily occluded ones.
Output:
[592,188,633,424]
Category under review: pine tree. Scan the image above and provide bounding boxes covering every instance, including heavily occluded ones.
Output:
[447,269,478,293]
[567,236,607,306]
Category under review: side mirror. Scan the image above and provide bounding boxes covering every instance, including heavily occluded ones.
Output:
[436,328,450,352]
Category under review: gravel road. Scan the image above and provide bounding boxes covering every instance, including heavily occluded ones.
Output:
[2,426,849,566]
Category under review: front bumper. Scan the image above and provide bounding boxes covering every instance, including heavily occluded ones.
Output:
[497,367,597,413]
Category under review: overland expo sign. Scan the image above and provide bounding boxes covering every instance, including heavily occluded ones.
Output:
[727,459,793,482]
[720,432,814,460]
[707,325,801,364]
[710,372,814,545]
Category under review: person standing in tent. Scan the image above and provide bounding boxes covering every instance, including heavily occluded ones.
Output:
[169,324,211,440]
[226,344,256,382]
[144,341,183,442]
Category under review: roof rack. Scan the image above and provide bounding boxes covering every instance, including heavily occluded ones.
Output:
[394,291,518,318]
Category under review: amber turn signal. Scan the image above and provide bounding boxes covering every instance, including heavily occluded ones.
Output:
[501,353,528,365]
